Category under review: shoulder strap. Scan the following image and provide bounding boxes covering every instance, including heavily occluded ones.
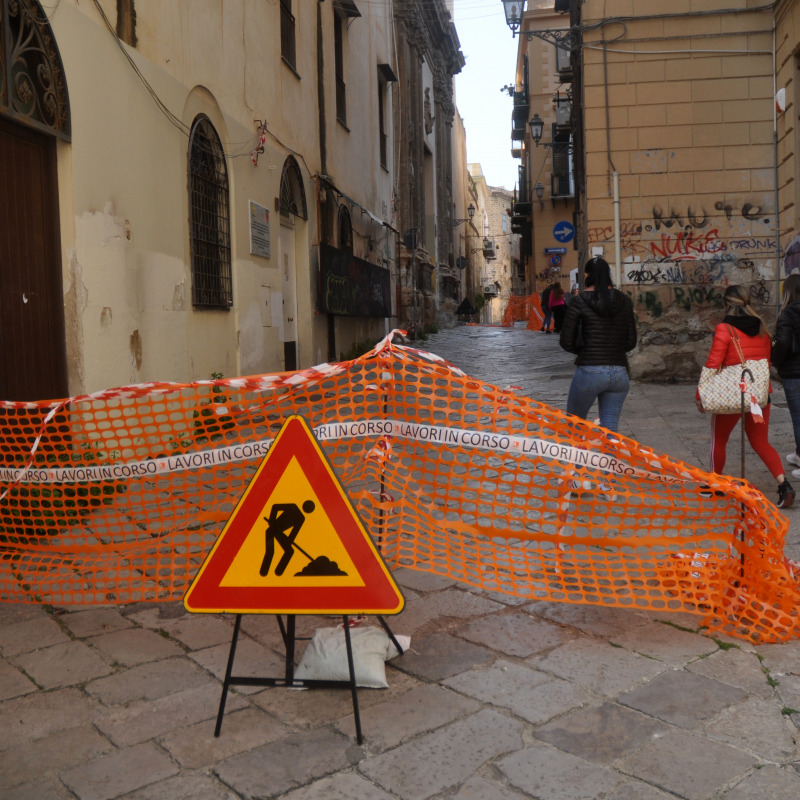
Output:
[725,324,746,365]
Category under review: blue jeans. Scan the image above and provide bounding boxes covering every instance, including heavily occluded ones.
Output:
[783,377,800,456]
[567,365,630,432]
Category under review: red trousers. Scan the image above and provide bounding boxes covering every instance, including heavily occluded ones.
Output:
[709,404,783,479]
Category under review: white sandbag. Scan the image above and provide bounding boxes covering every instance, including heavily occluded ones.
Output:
[295,625,409,688]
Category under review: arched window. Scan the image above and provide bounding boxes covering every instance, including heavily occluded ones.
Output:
[188,116,232,308]
[0,0,70,138]
[337,205,352,253]
[279,156,307,220]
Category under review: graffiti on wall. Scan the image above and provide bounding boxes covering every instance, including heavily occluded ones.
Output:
[589,198,777,317]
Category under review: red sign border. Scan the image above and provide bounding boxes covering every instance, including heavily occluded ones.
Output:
[184,415,404,614]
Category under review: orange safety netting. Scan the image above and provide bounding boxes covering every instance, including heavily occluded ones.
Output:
[501,293,549,330]
[1,331,799,643]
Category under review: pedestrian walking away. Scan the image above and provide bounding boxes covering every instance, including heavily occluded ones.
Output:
[559,256,637,432]
[549,280,567,333]
[696,284,795,509]
[540,282,554,333]
[772,273,800,481]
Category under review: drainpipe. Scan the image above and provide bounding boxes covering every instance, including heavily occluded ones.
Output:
[603,40,621,286]
[613,171,621,287]
[773,21,781,313]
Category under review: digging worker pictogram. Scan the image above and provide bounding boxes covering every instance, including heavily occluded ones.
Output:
[258,499,349,578]
[259,500,316,577]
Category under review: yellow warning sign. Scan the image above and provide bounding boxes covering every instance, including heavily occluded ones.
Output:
[184,415,404,615]
[220,456,363,588]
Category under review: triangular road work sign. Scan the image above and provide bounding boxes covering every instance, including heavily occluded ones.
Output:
[184,415,404,615]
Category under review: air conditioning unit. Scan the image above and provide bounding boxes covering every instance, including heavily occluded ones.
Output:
[555,98,571,128]
[556,45,571,75]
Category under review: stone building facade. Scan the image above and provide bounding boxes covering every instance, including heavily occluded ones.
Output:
[0,0,467,400]
[513,0,800,380]
[392,0,465,336]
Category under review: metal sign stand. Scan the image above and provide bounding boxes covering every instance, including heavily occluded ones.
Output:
[214,613,404,744]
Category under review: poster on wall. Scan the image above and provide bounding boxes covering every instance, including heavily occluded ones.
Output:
[249,201,271,259]
[319,243,391,318]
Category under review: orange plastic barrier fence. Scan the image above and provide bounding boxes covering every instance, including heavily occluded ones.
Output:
[501,294,548,331]
[1,331,799,642]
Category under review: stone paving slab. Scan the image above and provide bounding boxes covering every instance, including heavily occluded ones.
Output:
[445,658,593,726]
[0,613,71,656]
[534,701,671,765]
[0,723,114,792]
[719,765,800,800]
[12,639,114,688]
[618,669,748,729]
[497,743,626,800]
[618,728,760,799]
[88,627,185,666]
[158,706,286,768]
[391,632,495,681]
[86,656,212,705]
[702,696,800,762]
[0,687,97,746]
[60,742,179,800]
[457,609,578,656]
[94,681,247,747]
[118,772,241,800]
[333,683,480,751]
[58,607,135,638]
[359,708,525,799]
[0,659,36,701]
[214,727,355,798]
[530,637,668,696]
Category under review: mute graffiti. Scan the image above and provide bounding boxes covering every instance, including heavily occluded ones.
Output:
[648,201,770,231]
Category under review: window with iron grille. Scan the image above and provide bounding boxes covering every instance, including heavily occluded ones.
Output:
[334,12,346,125]
[378,75,387,169]
[280,0,296,71]
[188,116,232,309]
[338,205,353,253]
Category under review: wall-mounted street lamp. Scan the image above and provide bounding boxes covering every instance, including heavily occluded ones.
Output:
[453,203,476,228]
[500,0,581,51]
[529,113,544,145]
[529,113,573,152]
[534,182,544,209]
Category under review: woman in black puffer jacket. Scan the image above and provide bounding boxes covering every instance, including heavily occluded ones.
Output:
[559,257,637,432]
[772,274,800,478]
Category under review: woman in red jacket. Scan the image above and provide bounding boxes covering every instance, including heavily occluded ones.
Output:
[695,285,794,508]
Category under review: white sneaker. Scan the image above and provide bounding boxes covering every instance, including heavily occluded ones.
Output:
[792,467,800,480]
[787,453,800,468]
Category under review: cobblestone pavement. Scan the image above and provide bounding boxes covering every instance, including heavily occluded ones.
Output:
[1,324,799,799]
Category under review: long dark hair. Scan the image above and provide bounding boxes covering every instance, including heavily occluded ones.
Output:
[584,256,613,300]
[782,274,800,310]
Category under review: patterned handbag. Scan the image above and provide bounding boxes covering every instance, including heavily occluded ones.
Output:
[698,325,769,414]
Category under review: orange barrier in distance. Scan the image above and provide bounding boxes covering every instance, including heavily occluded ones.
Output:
[502,294,548,331]
[1,331,798,643]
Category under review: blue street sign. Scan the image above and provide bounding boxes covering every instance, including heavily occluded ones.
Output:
[544,247,567,254]
[553,221,575,243]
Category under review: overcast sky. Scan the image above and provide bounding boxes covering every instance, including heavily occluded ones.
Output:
[453,1,520,191]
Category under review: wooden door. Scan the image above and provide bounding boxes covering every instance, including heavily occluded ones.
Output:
[0,115,67,401]
[279,221,298,371]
